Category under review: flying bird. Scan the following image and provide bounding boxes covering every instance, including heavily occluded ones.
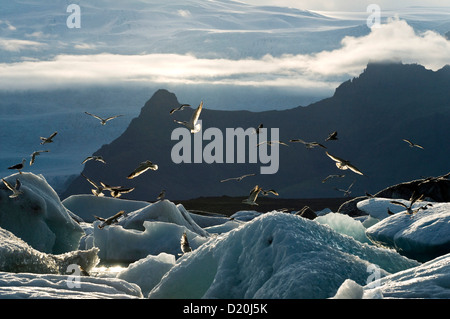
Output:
[85,112,123,125]
[8,159,26,174]
[253,123,263,135]
[242,185,278,205]
[100,182,135,198]
[256,140,289,147]
[81,156,106,165]
[325,152,364,176]
[169,104,191,114]
[334,180,355,197]
[2,178,23,198]
[94,210,126,229]
[127,160,158,179]
[180,232,192,254]
[173,101,203,133]
[325,131,338,141]
[81,173,105,197]
[322,174,345,183]
[30,150,49,166]
[290,139,327,149]
[40,131,57,145]
[220,173,256,183]
[390,193,432,215]
[402,139,424,149]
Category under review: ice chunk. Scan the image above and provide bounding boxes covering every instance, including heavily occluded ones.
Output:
[315,212,372,244]
[363,253,450,298]
[148,212,418,299]
[0,173,84,254]
[0,226,99,274]
[117,253,176,295]
[366,202,450,262]
[357,197,433,220]
[90,221,209,263]
[0,271,142,299]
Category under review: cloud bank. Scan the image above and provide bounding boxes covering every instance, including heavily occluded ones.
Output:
[0,19,449,91]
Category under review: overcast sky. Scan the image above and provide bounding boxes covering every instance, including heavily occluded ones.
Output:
[239,0,449,11]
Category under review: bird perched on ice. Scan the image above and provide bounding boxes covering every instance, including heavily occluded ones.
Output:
[402,139,424,149]
[325,152,364,176]
[30,150,49,166]
[2,178,23,198]
[127,160,158,179]
[173,101,203,133]
[85,112,123,125]
[8,159,26,174]
[156,189,166,200]
[169,104,191,114]
[40,131,58,145]
[180,232,192,254]
[81,156,106,165]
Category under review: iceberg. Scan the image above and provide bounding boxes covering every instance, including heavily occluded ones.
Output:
[148,212,419,299]
[0,226,99,275]
[0,173,84,254]
[366,202,450,262]
[333,253,450,299]
[315,212,372,244]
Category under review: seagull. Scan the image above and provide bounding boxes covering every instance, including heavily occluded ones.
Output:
[180,232,192,254]
[402,139,424,149]
[94,210,126,229]
[290,139,327,149]
[334,180,355,197]
[256,140,289,147]
[220,173,256,183]
[325,152,364,176]
[322,174,345,183]
[100,182,135,198]
[242,185,263,206]
[85,112,123,125]
[8,159,26,174]
[81,173,105,197]
[127,160,158,179]
[81,156,106,165]
[2,178,23,198]
[390,193,432,215]
[30,150,49,166]
[173,101,203,133]
[325,131,338,141]
[253,123,263,135]
[40,131,58,145]
[156,189,166,200]
[169,104,191,114]
[261,189,279,196]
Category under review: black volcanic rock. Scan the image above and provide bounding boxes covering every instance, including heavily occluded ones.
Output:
[63,63,450,201]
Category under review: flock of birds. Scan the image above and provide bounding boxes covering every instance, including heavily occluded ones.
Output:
[1,101,432,254]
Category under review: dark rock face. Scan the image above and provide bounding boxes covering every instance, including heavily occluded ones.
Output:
[62,63,450,201]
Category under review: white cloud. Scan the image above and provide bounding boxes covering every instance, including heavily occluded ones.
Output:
[0,38,46,52]
[0,19,448,90]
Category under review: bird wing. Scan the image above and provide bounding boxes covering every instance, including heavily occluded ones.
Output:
[81,173,98,188]
[347,163,364,176]
[290,139,307,144]
[81,157,93,164]
[390,201,408,208]
[190,101,203,125]
[2,178,14,191]
[49,131,58,139]
[85,112,103,121]
[326,152,345,164]
[104,115,123,122]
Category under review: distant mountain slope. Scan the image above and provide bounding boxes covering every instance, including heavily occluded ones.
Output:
[62,62,450,201]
